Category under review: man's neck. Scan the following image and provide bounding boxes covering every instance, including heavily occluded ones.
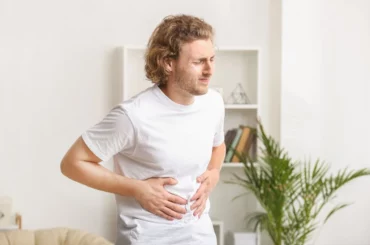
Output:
[158,84,194,105]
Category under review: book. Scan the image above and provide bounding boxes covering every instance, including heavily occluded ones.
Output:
[225,128,237,150]
[231,127,251,162]
[224,128,243,162]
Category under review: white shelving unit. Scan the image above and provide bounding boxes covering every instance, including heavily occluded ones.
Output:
[210,46,261,245]
[212,219,225,245]
[120,45,261,245]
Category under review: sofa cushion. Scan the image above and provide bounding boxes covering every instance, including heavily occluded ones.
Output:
[0,227,112,245]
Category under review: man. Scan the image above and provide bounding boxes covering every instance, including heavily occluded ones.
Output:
[61,14,226,245]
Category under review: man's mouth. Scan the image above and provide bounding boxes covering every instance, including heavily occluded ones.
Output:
[199,78,210,84]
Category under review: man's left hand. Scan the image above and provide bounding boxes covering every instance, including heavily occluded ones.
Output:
[190,169,220,218]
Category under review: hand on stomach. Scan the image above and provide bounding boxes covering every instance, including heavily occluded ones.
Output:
[134,176,194,221]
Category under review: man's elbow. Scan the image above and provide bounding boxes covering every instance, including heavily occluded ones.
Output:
[60,159,66,176]
[60,156,75,178]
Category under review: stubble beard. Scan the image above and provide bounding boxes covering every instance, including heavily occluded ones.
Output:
[174,70,208,96]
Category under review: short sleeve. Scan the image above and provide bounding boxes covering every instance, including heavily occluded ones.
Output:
[213,94,225,147]
[81,105,136,162]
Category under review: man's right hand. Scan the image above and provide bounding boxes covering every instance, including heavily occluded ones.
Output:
[134,177,188,221]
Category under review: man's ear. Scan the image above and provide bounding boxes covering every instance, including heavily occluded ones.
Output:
[163,57,174,73]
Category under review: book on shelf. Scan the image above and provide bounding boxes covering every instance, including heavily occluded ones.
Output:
[224,125,256,163]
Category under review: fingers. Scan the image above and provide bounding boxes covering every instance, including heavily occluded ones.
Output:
[167,194,188,205]
[146,176,211,221]
[165,201,187,214]
[161,206,183,220]
[194,205,205,218]
[162,178,188,204]
[191,193,205,210]
[191,183,207,201]
[157,210,174,221]
[147,198,186,221]
[197,172,208,183]
[162,177,178,185]
[192,197,206,217]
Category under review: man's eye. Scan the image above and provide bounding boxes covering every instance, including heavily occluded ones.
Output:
[194,61,203,64]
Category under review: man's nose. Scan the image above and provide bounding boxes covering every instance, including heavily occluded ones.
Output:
[203,61,213,76]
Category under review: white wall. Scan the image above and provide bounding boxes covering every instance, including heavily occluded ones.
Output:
[281,0,370,244]
[0,0,281,242]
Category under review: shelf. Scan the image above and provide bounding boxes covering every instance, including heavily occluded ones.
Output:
[222,162,244,168]
[224,104,258,110]
[212,219,224,226]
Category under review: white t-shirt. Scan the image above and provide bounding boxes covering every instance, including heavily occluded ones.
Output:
[82,84,225,245]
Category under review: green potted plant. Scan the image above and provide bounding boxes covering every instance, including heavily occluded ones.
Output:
[226,121,370,245]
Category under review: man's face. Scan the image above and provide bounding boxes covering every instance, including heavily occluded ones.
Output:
[172,39,215,96]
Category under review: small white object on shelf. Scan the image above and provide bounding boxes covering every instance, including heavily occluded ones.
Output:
[225,83,251,104]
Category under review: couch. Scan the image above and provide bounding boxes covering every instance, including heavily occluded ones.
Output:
[0,227,113,245]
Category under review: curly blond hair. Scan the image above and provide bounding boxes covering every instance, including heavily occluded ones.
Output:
[144,15,214,85]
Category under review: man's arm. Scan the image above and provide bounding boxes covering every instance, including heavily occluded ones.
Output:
[60,136,141,197]
[190,142,226,217]
[206,142,226,171]
[60,136,187,220]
